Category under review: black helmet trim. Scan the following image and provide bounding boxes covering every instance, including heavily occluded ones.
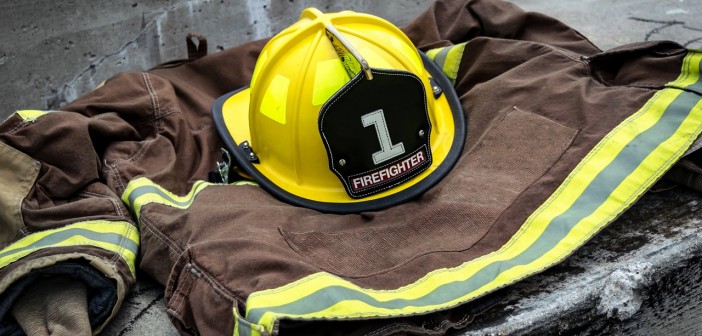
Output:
[212,51,466,214]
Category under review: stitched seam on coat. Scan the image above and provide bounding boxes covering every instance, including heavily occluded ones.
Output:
[190,124,213,135]
[106,162,126,196]
[107,72,186,197]
[142,73,162,117]
[140,215,183,255]
[105,138,156,195]
[7,120,32,135]
[142,72,166,134]
[188,260,245,306]
[79,191,128,218]
[173,266,195,314]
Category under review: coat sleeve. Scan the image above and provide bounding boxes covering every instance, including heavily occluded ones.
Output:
[403,0,601,55]
[0,105,140,334]
[0,33,265,334]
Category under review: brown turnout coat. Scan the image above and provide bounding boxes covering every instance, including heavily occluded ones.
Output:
[0,0,701,335]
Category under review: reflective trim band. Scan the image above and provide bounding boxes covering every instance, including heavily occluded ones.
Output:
[233,180,259,186]
[426,43,467,85]
[0,220,139,276]
[238,51,702,334]
[16,110,50,121]
[122,177,258,219]
[122,177,211,219]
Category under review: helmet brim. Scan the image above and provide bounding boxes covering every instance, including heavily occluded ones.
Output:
[212,51,466,213]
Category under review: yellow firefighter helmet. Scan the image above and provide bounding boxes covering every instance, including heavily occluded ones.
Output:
[213,8,465,213]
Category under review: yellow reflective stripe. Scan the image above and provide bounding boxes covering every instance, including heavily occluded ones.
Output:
[232,180,259,186]
[16,110,49,121]
[122,177,258,219]
[676,47,701,88]
[424,48,440,60]
[0,220,139,276]
[425,43,466,85]
[474,50,702,294]
[121,177,212,219]
[238,50,702,335]
[442,43,466,85]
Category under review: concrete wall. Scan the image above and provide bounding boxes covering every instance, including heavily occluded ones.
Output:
[3,0,701,122]
[2,0,701,120]
[511,0,702,51]
[0,0,433,120]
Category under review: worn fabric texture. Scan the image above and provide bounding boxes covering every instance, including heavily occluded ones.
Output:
[0,0,700,335]
[11,276,91,336]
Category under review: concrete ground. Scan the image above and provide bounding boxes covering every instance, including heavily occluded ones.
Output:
[1,0,702,335]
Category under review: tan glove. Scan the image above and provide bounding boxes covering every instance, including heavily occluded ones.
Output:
[11,276,91,336]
